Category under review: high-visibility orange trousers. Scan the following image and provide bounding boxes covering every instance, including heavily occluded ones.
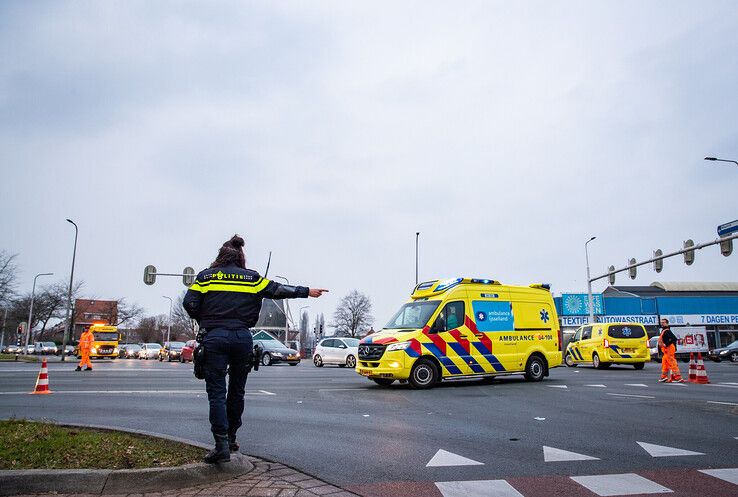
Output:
[78,352,92,369]
[660,344,681,380]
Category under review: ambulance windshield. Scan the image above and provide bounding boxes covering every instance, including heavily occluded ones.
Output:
[385,301,441,330]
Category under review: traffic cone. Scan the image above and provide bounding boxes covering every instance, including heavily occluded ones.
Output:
[687,353,697,383]
[695,353,710,384]
[31,358,52,394]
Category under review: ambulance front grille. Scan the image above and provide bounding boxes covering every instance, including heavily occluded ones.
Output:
[358,344,386,361]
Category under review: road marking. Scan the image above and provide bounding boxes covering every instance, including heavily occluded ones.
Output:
[698,468,738,485]
[570,473,672,496]
[707,401,738,406]
[585,384,607,388]
[0,390,274,396]
[722,382,738,386]
[636,441,705,457]
[259,390,276,395]
[709,384,738,389]
[426,449,484,467]
[547,385,568,389]
[543,446,599,462]
[607,393,655,399]
[435,479,523,497]
[534,417,546,421]
[317,388,367,392]
[624,383,649,387]
[666,382,686,386]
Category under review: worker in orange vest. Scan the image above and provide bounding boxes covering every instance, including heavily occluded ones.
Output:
[658,318,683,383]
[75,327,94,372]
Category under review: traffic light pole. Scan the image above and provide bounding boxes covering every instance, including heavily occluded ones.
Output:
[589,232,738,284]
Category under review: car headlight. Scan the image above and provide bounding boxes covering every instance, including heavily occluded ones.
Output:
[113,348,119,353]
[720,350,729,355]
[386,341,411,351]
[272,352,283,357]
[91,347,97,353]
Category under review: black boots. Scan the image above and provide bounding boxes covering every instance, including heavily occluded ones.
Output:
[75,366,82,371]
[228,432,239,452]
[204,434,231,464]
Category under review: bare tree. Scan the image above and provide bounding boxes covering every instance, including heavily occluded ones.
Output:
[331,290,374,338]
[134,315,168,344]
[115,298,144,327]
[171,292,197,340]
[0,251,19,308]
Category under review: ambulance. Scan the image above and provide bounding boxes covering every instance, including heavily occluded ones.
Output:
[565,322,649,369]
[356,278,562,389]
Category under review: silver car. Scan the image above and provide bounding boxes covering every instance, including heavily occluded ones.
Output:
[36,342,58,355]
[137,343,162,360]
[313,337,359,368]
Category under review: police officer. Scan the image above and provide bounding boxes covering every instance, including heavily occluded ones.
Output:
[183,235,327,463]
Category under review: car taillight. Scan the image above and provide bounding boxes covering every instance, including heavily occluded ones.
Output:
[604,339,610,348]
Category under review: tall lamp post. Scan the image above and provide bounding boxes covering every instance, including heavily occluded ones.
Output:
[60,219,78,362]
[274,276,291,344]
[162,295,173,344]
[415,232,420,285]
[704,156,738,167]
[585,236,597,324]
[298,305,310,354]
[25,272,54,352]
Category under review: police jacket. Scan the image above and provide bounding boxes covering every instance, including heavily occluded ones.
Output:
[183,264,309,330]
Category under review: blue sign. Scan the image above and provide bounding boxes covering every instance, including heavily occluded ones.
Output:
[561,293,604,316]
[718,220,738,236]
[472,301,514,332]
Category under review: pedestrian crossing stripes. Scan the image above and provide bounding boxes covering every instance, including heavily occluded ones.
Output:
[430,469,738,497]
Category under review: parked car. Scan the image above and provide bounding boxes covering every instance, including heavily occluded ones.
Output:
[137,343,162,360]
[180,340,196,363]
[35,342,58,355]
[709,340,738,363]
[158,341,186,362]
[648,336,692,363]
[313,337,359,368]
[3,344,22,354]
[123,344,142,359]
[61,345,75,356]
[24,344,35,354]
[254,339,300,366]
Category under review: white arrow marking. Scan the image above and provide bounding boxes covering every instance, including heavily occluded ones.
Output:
[624,383,649,387]
[426,449,484,467]
[699,468,738,486]
[585,384,607,388]
[637,441,705,457]
[547,385,568,389]
[436,480,523,497]
[543,446,599,462]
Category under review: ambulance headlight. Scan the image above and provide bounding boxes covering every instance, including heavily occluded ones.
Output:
[91,347,97,353]
[113,348,119,354]
[386,342,411,351]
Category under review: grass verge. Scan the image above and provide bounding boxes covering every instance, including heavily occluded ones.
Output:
[0,353,39,362]
[0,420,205,470]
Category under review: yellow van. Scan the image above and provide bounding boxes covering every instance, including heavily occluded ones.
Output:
[356,278,562,388]
[565,322,649,370]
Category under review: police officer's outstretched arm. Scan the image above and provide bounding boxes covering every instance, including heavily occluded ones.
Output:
[259,279,328,299]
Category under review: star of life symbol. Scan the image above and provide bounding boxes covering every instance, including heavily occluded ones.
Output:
[540,309,550,323]
[622,327,632,337]
[477,311,487,321]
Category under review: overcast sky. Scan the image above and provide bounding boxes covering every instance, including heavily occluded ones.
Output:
[2,1,737,331]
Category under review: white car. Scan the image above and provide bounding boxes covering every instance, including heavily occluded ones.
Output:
[313,337,359,368]
[137,343,162,360]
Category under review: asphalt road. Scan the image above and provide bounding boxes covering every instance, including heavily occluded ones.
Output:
[1,357,736,496]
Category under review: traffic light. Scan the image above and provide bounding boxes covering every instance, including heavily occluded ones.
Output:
[683,240,695,265]
[608,265,616,285]
[653,249,663,273]
[628,258,637,280]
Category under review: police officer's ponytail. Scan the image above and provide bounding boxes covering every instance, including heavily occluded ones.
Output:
[210,234,246,269]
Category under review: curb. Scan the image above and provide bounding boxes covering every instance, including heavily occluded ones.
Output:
[0,421,254,496]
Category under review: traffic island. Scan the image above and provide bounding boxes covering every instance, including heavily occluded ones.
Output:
[0,420,253,496]
[0,354,39,363]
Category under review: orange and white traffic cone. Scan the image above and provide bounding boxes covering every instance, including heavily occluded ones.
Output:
[31,358,52,394]
[695,352,710,384]
[687,353,697,383]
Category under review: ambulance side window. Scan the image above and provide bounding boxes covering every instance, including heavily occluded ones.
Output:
[572,329,582,342]
[433,301,464,332]
[582,326,592,340]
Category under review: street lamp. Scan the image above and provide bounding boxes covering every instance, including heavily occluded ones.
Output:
[415,232,420,285]
[25,272,54,352]
[60,219,78,362]
[704,157,738,167]
[162,295,173,344]
[585,236,597,324]
[274,276,291,344]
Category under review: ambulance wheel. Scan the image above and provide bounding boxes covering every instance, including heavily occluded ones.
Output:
[633,363,645,370]
[564,353,575,367]
[592,353,601,369]
[372,378,394,387]
[409,359,439,389]
[524,355,546,381]
[313,355,323,367]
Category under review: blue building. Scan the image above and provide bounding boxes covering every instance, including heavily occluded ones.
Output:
[554,282,738,349]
